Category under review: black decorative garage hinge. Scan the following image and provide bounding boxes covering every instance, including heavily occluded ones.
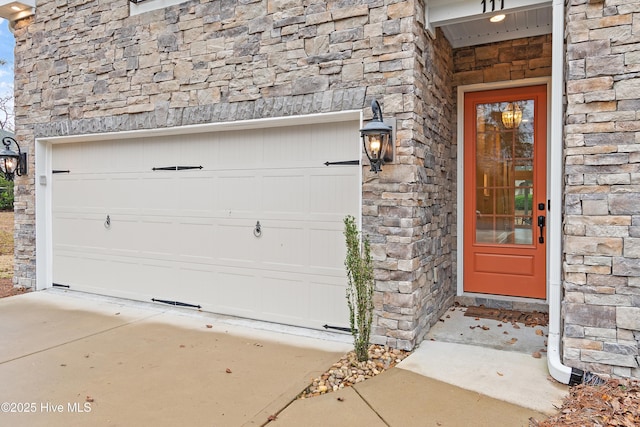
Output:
[324,160,359,167]
[152,166,203,171]
[52,282,70,288]
[151,298,202,309]
[323,324,355,333]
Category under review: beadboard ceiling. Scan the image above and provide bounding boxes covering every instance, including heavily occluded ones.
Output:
[427,0,553,48]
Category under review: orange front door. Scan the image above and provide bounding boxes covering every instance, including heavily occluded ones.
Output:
[463,85,547,299]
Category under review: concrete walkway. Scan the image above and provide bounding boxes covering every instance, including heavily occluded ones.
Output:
[0,291,563,426]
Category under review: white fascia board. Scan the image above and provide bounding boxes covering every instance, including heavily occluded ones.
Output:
[428,0,550,27]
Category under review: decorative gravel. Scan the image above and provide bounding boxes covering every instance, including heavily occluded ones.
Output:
[298,344,411,398]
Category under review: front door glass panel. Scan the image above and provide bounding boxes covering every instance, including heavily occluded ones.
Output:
[474,100,534,246]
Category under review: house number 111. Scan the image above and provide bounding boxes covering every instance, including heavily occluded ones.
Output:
[481,0,505,13]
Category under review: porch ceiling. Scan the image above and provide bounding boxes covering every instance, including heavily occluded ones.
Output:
[427,0,552,48]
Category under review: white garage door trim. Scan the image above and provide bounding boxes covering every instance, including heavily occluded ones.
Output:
[36,111,362,329]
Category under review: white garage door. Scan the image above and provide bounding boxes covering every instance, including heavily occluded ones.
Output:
[51,121,360,330]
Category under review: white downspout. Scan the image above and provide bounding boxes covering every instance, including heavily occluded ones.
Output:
[547,0,600,386]
[547,0,576,385]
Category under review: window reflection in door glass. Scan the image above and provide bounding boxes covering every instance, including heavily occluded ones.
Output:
[475,99,535,245]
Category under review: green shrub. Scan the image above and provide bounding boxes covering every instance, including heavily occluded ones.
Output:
[514,193,532,211]
[343,215,375,362]
[0,177,13,211]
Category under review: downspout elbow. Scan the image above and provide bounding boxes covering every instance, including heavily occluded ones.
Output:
[547,330,585,386]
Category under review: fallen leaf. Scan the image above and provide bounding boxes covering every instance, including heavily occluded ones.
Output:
[497,323,503,327]
[497,371,504,376]
[532,351,542,359]
[481,325,490,330]
[469,326,476,330]
[179,344,186,348]
[535,329,544,336]
[225,368,232,374]
[446,315,450,318]
[503,331,509,335]
[513,324,521,329]
[206,324,213,329]
[506,338,518,345]
[86,396,94,403]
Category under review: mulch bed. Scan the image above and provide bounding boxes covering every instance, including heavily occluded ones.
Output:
[0,277,30,298]
[531,378,640,426]
[464,306,549,327]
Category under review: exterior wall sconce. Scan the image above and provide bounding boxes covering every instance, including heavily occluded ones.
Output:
[0,136,27,181]
[360,99,394,173]
[501,102,522,129]
[0,0,35,30]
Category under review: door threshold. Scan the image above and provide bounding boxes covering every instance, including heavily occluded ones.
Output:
[455,293,548,313]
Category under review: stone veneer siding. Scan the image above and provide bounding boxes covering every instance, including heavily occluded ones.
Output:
[563,0,640,379]
[12,0,455,350]
[452,34,553,87]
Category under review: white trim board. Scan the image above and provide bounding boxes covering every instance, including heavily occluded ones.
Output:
[456,77,552,302]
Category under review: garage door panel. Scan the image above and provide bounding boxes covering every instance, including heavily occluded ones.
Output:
[53,121,359,330]
[176,221,217,262]
[107,176,143,209]
[260,275,308,323]
[310,122,359,159]
[262,174,306,214]
[164,267,216,306]
[216,270,262,317]
[217,131,264,167]
[307,279,350,325]
[309,173,360,215]
[309,226,347,273]
[218,175,260,212]
[135,219,180,257]
[54,253,109,287]
[175,175,218,213]
[260,224,307,267]
[137,176,181,211]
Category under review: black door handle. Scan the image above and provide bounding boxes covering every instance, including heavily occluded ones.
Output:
[537,215,546,244]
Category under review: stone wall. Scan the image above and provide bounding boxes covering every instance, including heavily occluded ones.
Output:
[563,0,640,378]
[366,0,456,350]
[453,34,553,87]
[13,0,456,349]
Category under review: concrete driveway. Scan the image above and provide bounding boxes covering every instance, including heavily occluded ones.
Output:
[0,290,351,426]
[0,290,558,427]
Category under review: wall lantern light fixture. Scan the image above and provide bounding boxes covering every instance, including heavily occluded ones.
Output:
[0,136,27,181]
[360,99,393,173]
[501,102,522,129]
